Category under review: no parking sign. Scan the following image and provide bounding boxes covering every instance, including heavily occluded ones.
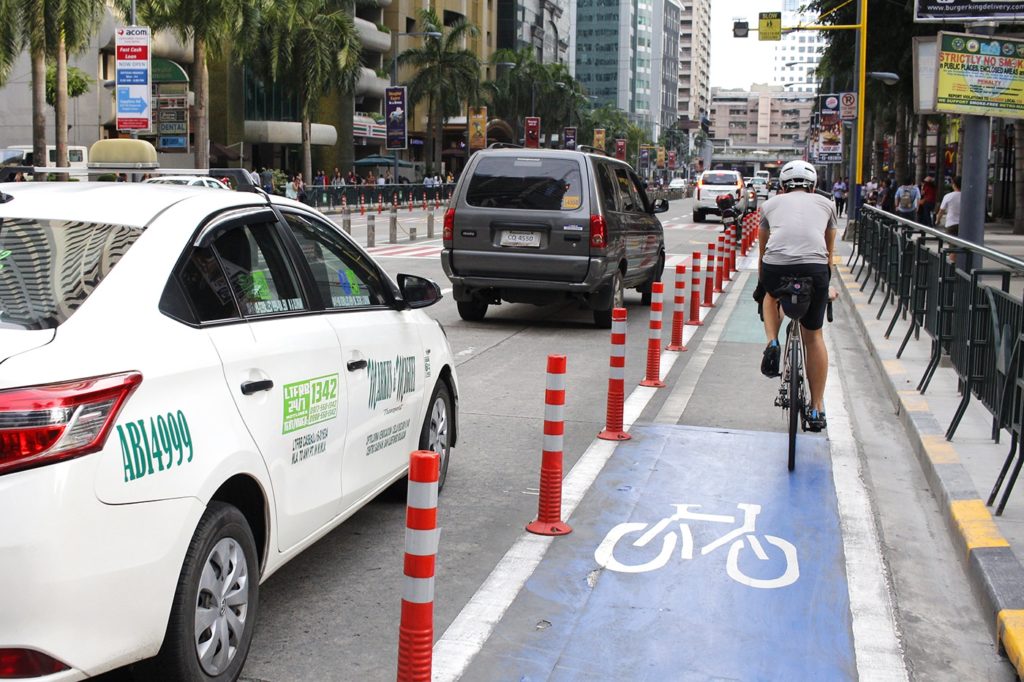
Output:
[839,92,857,121]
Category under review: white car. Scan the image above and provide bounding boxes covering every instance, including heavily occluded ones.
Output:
[0,181,458,680]
[144,175,230,190]
[668,178,687,190]
[693,170,749,222]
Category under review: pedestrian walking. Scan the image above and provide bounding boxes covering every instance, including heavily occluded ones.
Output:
[935,175,961,236]
[832,177,848,217]
[893,177,920,221]
[918,175,937,228]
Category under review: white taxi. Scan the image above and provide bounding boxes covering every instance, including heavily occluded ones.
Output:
[0,179,458,680]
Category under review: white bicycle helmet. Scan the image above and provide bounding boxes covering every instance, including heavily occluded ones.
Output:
[779,160,817,189]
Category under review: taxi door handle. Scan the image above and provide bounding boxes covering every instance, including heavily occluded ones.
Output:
[240,379,274,395]
[347,359,367,372]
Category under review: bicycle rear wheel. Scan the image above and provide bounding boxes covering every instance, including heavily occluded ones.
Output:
[787,329,801,471]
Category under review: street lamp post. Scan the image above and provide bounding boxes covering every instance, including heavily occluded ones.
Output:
[391,31,442,182]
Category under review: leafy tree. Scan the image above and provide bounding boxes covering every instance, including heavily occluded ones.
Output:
[123,0,259,168]
[248,0,362,183]
[399,9,480,172]
[44,63,90,106]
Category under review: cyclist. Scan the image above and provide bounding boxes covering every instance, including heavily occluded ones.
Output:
[758,159,837,431]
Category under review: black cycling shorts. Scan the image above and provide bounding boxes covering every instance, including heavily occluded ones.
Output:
[759,262,831,330]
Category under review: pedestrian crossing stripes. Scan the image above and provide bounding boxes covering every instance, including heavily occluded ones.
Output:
[366,242,443,259]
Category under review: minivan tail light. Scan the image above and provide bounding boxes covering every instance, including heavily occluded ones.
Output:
[0,648,70,677]
[443,208,455,247]
[590,214,607,248]
[0,372,142,476]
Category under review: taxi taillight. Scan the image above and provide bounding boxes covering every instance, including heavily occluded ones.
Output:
[0,372,142,476]
[0,648,70,677]
[590,214,607,249]
[443,208,455,247]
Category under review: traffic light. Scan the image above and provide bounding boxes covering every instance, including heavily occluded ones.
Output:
[733,21,749,38]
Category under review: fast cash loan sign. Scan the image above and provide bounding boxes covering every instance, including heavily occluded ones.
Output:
[115,26,152,132]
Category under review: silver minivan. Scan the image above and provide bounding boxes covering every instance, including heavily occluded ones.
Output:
[440,149,668,328]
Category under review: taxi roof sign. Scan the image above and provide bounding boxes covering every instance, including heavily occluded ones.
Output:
[759,12,782,41]
[88,139,158,169]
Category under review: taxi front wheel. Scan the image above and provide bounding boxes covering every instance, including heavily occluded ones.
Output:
[421,381,453,490]
[142,501,260,682]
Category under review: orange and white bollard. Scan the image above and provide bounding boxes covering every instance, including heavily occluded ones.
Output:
[640,282,665,388]
[378,194,384,214]
[359,194,366,216]
[598,308,631,440]
[666,265,687,352]
[422,194,428,210]
[703,242,716,307]
[409,193,414,212]
[717,235,729,286]
[396,450,440,682]
[687,253,704,326]
[527,355,572,535]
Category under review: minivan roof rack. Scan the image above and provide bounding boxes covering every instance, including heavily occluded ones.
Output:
[487,142,523,149]
[576,145,607,156]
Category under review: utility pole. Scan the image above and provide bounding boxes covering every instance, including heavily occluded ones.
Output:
[958,22,996,269]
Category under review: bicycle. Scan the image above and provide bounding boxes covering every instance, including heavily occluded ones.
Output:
[762,280,834,471]
[593,502,800,589]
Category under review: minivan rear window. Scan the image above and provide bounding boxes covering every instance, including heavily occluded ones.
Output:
[466,157,584,211]
[702,173,740,185]
[0,218,142,330]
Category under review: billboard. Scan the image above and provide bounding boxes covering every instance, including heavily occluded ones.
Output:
[915,0,1024,22]
[816,94,843,164]
[385,87,407,150]
[594,128,606,152]
[668,150,676,170]
[524,117,540,148]
[639,146,650,169]
[115,26,152,132]
[934,32,1024,119]
[469,107,488,151]
[656,146,666,168]
[614,139,626,161]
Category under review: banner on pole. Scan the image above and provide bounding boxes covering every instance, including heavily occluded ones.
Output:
[594,128,606,152]
[639,146,650,169]
[816,94,843,164]
[614,139,626,161]
[469,106,488,151]
[934,32,1024,119]
[657,146,666,168]
[563,127,577,150]
[385,87,408,150]
[115,26,152,132]
[668,150,676,170]
[524,117,541,148]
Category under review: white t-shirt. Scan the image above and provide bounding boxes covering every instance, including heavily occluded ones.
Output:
[939,190,961,228]
[759,190,838,266]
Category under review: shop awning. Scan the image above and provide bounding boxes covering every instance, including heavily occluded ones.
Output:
[243,121,338,146]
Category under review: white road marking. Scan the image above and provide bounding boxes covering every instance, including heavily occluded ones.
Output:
[432,285,724,681]
[825,332,908,681]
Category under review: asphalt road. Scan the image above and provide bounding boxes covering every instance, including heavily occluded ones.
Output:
[97,196,1015,681]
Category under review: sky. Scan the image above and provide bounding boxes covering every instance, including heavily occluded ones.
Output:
[709,0,784,89]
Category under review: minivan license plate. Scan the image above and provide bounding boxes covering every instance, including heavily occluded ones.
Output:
[500,230,541,248]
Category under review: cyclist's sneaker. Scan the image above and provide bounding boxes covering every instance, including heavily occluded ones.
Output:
[806,408,827,432]
[761,340,780,377]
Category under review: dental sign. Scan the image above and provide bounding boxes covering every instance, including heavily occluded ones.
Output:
[115,26,152,132]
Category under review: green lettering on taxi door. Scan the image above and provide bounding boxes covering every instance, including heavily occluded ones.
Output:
[118,425,136,482]
[125,421,147,480]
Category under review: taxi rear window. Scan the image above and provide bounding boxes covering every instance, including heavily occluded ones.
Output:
[0,218,142,330]
[466,157,584,211]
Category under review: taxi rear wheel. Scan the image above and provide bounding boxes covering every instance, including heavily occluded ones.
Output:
[144,502,259,682]
[420,381,453,491]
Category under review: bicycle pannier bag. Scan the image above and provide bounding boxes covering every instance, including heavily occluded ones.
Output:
[773,276,813,320]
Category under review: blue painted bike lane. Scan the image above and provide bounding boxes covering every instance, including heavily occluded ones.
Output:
[458,423,855,681]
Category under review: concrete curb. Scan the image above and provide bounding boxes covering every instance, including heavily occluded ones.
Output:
[834,259,1024,677]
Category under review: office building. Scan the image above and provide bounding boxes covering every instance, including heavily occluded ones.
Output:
[496,0,572,68]
[677,0,711,128]
[771,3,824,94]
[707,84,813,171]
[652,0,681,137]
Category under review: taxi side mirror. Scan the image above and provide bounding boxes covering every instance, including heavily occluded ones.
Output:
[397,273,442,309]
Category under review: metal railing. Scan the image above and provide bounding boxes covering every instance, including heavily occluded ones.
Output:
[848,205,1024,515]
[278,182,457,212]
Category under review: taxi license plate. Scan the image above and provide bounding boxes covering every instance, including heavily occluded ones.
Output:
[500,230,541,248]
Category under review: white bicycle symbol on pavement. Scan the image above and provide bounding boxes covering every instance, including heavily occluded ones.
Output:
[594,503,800,589]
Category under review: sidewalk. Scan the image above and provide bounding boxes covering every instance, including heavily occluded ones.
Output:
[835,226,1024,678]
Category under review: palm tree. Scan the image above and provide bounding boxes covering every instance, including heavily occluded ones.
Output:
[49,0,102,178]
[0,0,20,86]
[484,48,543,143]
[248,0,361,183]
[399,9,480,172]
[122,0,259,169]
